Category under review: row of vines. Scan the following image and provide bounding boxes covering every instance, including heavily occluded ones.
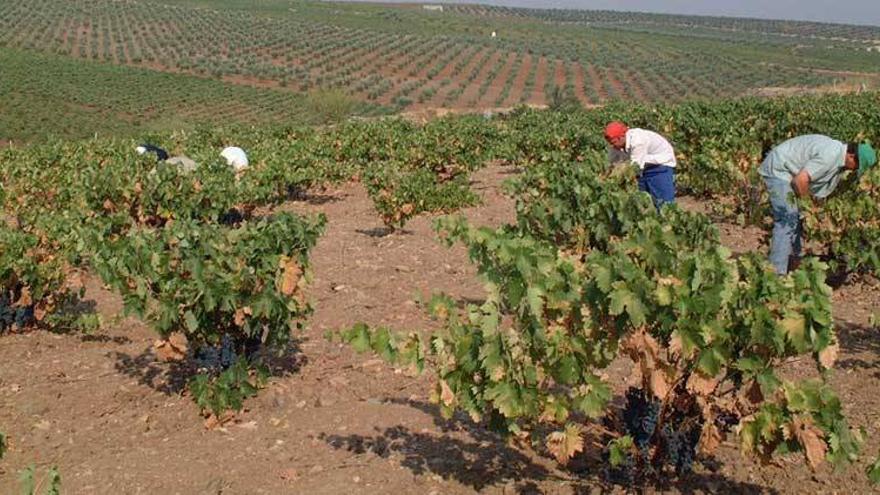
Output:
[2,91,880,486]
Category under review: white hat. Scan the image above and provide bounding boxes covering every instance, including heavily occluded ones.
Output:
[221,146,249,172]
[135,145,147,154]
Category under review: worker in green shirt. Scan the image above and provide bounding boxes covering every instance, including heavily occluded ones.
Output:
[759,135,876,275]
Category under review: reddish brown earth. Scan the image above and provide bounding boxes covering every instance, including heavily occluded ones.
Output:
[571,62,598,107]
[553,60,566,90]
[1,166,879,494]
[618,69,648,102]
[457,49,503,107]
[479,51,518,106]
[530,56,549,106]
[426,46,488,108]
[605,68,630,101]
[501,53,533,108]
[584,63,609,102]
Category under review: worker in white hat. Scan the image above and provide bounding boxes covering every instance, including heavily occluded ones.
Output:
[221,146,249,172]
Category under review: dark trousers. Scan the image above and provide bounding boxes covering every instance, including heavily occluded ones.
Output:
[638,164,675,209]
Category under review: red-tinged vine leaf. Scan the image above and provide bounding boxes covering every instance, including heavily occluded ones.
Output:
[687,371,720,397]
[203,410,235,430]
[65,270,85,291]
[16,287,32,306]
[621,329,673,399]
[546,424,585,465]
[102,199,115,212]
[656,276,683,287]
[155,333,188,362]
[620,329,659,361]
[439,379,455,407]
[793,417,827,471]
[668,332,683,361]
[744,379,764,405]
[234,309,246,327]
[400,203,415,215]
[649,369,672,401]
[699,420,723,455]
[279,257,302,297]
[818,342,839,370]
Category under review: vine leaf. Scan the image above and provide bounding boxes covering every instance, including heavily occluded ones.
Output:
[687,371,719,397]
[439,379,456,407]
[780,314,807,352]
[818,342,839,370]
[546,424,584,465]
[621,329,673,400]
[155,333,188,362]
[699,421,723,455]
[792,417,827,471]
[279,257,303,297]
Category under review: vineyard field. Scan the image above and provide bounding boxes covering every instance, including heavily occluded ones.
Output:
[1,0,879,143]
[2,90,880,492]
[1,164,878,494]
[2,0,880,488]
[0,47,383,143]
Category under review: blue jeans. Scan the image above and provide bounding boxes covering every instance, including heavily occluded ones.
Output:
[764,176,802,275]
[639,165,675,210]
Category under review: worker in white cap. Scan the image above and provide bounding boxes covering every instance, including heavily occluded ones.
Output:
[221,146,249,172]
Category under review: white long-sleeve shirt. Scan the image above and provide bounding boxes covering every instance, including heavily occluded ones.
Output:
[617,128,677,170]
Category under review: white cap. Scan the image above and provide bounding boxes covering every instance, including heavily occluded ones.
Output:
[221,146,249,172]
[136,145,147,154]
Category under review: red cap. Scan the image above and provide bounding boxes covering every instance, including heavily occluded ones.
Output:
[604,121,628,140]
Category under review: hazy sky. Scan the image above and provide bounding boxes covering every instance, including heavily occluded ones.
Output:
[378,0,880,27]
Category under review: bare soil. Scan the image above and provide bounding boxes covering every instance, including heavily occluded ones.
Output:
[425,46,485,108]
[530,56,549,107]
[457,50,504,107]
[501,53,533,108]
[571,62,592,106]
[584,63,609,102]
[605,68,629,101]
[1,165,879,494]
[480,51,518,106]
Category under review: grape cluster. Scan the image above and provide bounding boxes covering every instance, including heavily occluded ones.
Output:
[195,334,238,374]
[714,410,739,432]
[659,414,703,475]
[194,334,263,374]
[0,293,35,332]
[218,208,246,226]
[623,387,661,455]
[610,387,705,481]
[604,449,637,485]
[603,387,664,485]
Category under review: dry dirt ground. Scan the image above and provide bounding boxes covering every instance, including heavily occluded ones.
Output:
[1,165,879,494]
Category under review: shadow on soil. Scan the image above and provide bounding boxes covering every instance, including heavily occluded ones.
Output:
[835,321,880,377]
[323,399,775,494]
[291,189,345,206]
[356,227,413,237]
[111,348,194,394]
[110,340,307,395]
[81,333,132,345]
[322,422,552,491]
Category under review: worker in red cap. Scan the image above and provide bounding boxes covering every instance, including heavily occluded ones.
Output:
[604,121,676,209]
